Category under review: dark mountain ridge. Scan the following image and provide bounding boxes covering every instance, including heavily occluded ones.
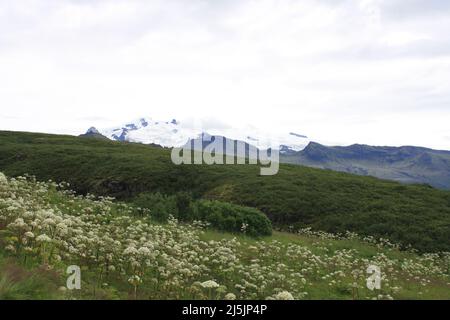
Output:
[282,142,450,189]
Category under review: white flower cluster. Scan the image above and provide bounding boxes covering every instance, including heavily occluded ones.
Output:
[297,228,402,250]
[201,280,220,289]
[0,172,8,185]
[274,291,295,300]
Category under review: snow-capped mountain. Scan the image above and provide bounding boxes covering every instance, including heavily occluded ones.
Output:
[86,117,310,152]
[98,118,198,148]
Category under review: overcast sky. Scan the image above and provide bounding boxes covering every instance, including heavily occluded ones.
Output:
[1,0,450,149]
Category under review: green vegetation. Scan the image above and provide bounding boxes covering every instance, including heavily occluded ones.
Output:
[1,174,449,300]
[191,200,272,237]
[0,131,449,252]
[133,192,272,236]
[0,252,61,300]
[133,192,179,222]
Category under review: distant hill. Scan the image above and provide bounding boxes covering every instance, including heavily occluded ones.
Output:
[0,130,449,252]
[79,127,110,140]
[282,142,450,189]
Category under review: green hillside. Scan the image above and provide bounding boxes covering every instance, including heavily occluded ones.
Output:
[0,174,449,300]
[0,130,449,252]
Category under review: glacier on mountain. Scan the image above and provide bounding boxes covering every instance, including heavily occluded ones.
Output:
[91,117,309,152]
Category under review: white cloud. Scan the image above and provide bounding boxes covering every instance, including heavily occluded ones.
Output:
[0,0,449,149]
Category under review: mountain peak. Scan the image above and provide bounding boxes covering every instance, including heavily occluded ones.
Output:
[86,127,100,134]
[302,141,331,161]
[304,141,325,149]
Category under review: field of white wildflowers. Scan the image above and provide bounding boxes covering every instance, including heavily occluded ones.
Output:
[0,172,449,300]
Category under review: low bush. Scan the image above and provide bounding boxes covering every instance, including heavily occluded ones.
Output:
[133,192,178,222]
[191,200,272,237]
[133,193,272,236]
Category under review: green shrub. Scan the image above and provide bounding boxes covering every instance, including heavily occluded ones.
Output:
[175,191,194,221]
[133,193,272,237]
[192,200,272,237]
[133,192,178,222]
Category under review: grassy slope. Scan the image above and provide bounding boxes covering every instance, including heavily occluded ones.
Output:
[0,130,449,252]
[0,251,62,300]
[0,175,449,300]
[1,231,449,300]
[200,231,450,300]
